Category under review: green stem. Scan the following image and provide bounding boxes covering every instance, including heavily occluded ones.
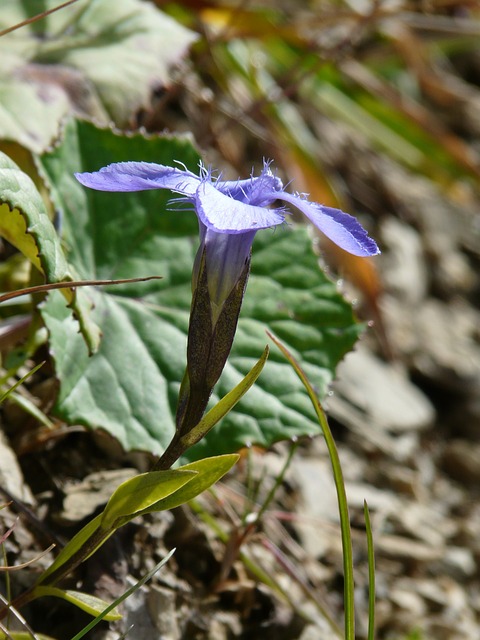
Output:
[364,501,376,640]
[267,332,355,640]
[150,432,184,471]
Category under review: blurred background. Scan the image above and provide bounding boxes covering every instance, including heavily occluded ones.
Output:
[1,1,480,638]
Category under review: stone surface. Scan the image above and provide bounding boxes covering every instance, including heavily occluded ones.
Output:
[329,346,435,435]
[60,468,137,523]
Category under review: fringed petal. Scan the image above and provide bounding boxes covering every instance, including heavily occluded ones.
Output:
[75,162,200,196]
[275,192,380,257]
[195,180,285,233]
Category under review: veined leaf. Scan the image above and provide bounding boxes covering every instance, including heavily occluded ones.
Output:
[0,0,197,152]
[0,151,69,282]
[0,150,101,352]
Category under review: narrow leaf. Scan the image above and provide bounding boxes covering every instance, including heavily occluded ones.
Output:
[135,454,240,516]
[8,391,53,428]
[180,346,269,449]
[267,331,355,640]
[0,361,45,404]
[364,501,376,640]
[37,513,103,584]
[33,586,121,621]
[101,469,197,530]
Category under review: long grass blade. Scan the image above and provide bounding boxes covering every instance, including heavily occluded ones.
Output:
[364,501,376,640]
[69,549,175,640]
[267,330,355,640]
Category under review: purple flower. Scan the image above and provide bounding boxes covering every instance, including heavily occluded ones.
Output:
[75,160,379,315]
[76,159,380,446]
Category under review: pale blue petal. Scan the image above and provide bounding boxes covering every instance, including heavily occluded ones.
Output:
[202,227,255,311]
[195,180,285,234]
[216,162,283,206]
[274,191,380,257]
[75,162,200,195]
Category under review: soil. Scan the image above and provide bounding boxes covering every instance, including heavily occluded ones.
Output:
[2,3,480,639]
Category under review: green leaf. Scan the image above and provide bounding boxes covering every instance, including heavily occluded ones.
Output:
[39,119,201,454]
[36,471,198,587]
[268,332,355,640]
[105,455,239,529]
[32,586,121,621]
[39,119,361,457]
[0,150,101,352]
[101,469,197,530]
[8,390,53,428]
[0,0,197,151]
[0,360,45,404]
[181,347,269,449]
[138,454,239,515]
[0,151,70,281]
[41,289,184,454]
[38,513,104,584]
[37,458,235,588]
[364,501,376,640]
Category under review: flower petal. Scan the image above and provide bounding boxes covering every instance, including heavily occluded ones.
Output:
[274,192,380,257]
[217,175,283,206]
[195,181,285,234]
[75,162,200,196]
[201,226,256,312]
[216,161,283,206]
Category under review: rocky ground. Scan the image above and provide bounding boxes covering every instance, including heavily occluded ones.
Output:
[1,120,480,638]
[1,4,480,639]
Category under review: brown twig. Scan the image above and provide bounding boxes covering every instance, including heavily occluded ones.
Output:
[0,0,80,38]
[0,276,162,304]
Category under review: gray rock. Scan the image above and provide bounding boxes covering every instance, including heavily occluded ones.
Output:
[329,346,435,436]
[60,468,136,523]
[413,299,480,390]
[148,584,181,639]
[381,217,428,304]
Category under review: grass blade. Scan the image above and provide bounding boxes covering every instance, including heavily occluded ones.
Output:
[69,549,175,640]
[364,501,376,640]
[267,330,355,640]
